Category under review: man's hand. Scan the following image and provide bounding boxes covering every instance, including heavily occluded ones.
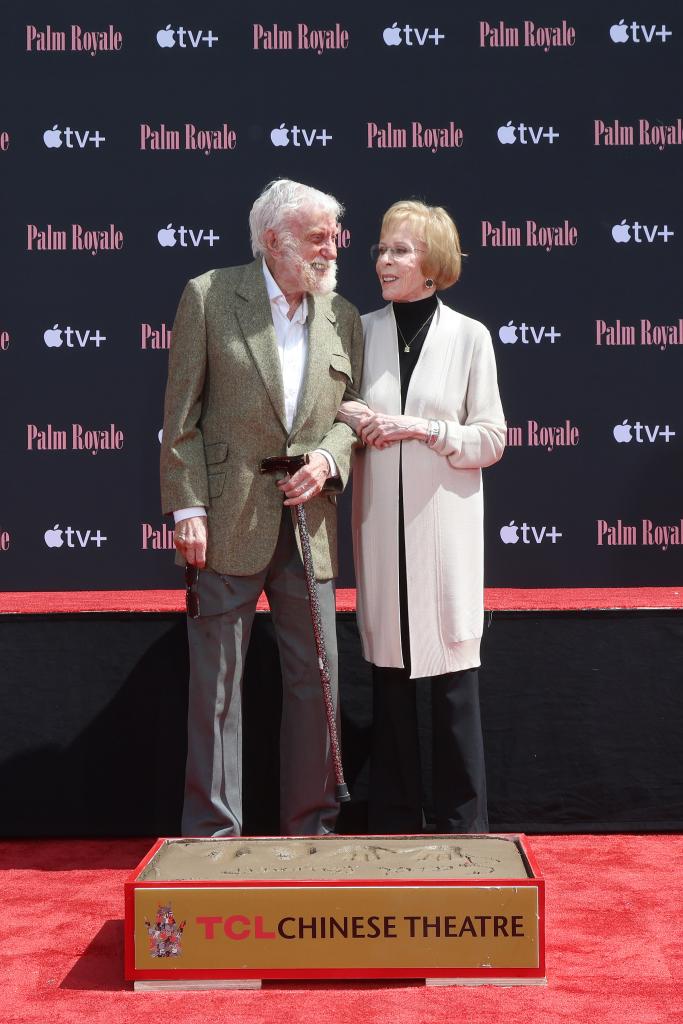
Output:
[336,399,374,437]
[360,413,429,449]
[174,516,208,567]
[278,452,330,506]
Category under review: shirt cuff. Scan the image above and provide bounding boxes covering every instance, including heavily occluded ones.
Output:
[173,507,207,524]
[314,449,339,478]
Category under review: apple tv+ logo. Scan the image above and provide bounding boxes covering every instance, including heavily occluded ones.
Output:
[157,224,220,247]
[613,420,676,444]
[499,521,563,545]
[382,23,444,46]
[270,124,332,147]
[498,322,560,345]
[497,122,559,145]
[609,20,672,44]
[43,324,105,348]
[43,125,105,149]
[611,220,674,244]
[44,524,108,549]
[156,25,218,48]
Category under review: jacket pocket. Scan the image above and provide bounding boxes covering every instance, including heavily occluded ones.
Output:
[329,352,352,381]
[208,471,226,498]
[204,441,229,465]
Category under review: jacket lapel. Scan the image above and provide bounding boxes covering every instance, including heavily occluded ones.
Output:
[290,294,336,437]
[234,261,288,432]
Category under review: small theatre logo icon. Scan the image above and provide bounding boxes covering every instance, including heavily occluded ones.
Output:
[145,904,186,958]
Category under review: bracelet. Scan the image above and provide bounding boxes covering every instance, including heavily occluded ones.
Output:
[425,419,440,448]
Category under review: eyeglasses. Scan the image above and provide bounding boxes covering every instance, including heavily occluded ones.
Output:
[185,564,200,619]
[370,244,424,262]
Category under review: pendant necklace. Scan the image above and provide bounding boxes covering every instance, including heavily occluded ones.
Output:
[396,310,435,353]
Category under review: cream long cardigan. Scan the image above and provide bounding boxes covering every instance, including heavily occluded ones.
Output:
[351,300,506,678]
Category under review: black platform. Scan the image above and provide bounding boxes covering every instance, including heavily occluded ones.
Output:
[1,611,682,836]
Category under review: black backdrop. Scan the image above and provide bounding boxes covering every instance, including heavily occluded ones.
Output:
[1,1,682,591]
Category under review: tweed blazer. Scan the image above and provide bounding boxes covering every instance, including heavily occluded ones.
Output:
[160,259,363,579]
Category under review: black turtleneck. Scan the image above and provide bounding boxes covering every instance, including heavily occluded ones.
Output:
[393,293,438,411]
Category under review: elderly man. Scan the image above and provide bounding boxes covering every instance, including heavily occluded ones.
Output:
[160,179,363,837]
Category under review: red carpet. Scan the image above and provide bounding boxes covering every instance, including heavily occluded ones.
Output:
[0,835,680,1023]
[1,587,682,614]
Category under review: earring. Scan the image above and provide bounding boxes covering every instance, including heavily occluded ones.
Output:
[425,278,434,289]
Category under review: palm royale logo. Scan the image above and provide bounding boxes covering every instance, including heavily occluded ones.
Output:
[367,121,463,153]
[595,119,683,151]
[506,420,579,452]
[481,220,578,252]
[142,524,175,550]
[253,23,349,53]
[27,224,123,254]
[479,20,575,50]
[597,519,683,551]
[27,423,124,454]
[140,123,237,155]
[26,24,122,54]
[141,323,171,349]
[595,318,683,352]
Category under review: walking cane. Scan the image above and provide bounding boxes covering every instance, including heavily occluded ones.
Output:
[260,454,350,803]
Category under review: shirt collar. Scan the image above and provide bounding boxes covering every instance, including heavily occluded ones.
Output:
[262,259,308,325]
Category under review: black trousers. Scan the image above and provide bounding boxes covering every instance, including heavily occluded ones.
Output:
[368,460,489,835]
[368,665,489,834]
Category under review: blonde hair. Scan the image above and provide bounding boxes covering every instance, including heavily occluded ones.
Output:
[381,200,462,289]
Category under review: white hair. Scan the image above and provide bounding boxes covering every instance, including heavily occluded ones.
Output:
[249,179,343,257]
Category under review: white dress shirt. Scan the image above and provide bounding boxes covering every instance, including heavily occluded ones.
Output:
[174,260,337,524]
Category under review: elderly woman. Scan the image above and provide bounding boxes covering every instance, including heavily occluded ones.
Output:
[338,201,506,834]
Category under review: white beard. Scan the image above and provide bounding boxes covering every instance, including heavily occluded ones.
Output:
[301,258,337,295]
[280,233,337,295]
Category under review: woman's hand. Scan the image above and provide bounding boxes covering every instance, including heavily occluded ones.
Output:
[360,413,429,449]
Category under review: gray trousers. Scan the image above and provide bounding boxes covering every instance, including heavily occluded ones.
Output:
[181,510,339,838]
